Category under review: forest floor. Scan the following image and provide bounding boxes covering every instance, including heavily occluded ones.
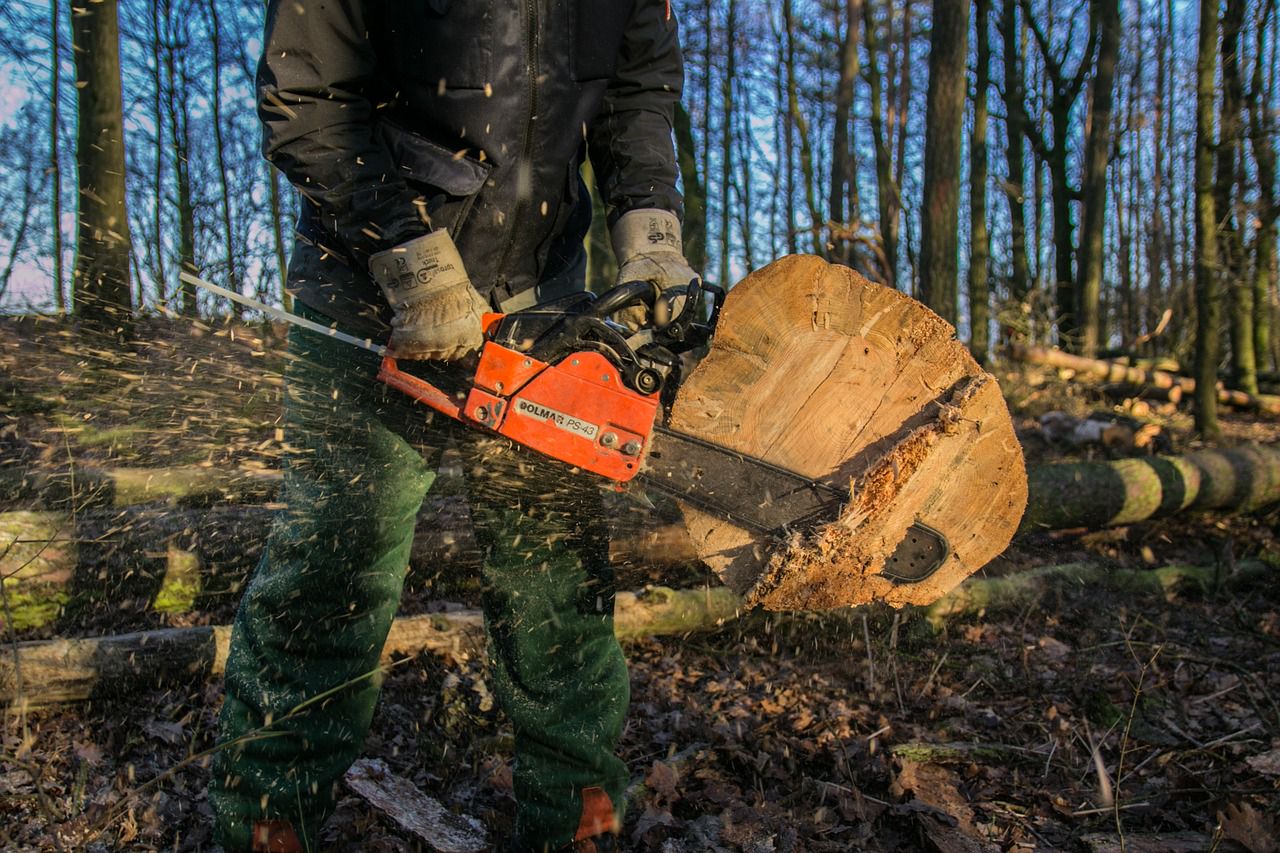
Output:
[1,315,1279,852]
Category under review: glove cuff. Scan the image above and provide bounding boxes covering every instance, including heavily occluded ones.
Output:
[611,208,684,265]
[368,230,471,309]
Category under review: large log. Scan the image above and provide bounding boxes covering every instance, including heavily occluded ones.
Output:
[0,585,743,707]
[1020,445,1280,532]
[5,444,1279,630]
[10,555,1269,707]
[1009,344,1280,415]
[0,499,688,630]
[0,464,281,508]
[668,255,1027,611]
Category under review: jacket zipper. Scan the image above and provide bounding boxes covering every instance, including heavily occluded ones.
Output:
[495,0,539,292]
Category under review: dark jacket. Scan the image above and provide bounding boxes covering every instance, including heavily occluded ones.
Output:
[258,0,684,333]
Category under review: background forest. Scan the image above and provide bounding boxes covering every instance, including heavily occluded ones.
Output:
[0,0,1277,398]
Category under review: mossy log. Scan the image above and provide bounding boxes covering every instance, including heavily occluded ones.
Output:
[670,256,1027,611]
[7,557,1265,706]
[1019,445,1280,533]
[0,585,742,707]
[923,560,1271,627]
[5,443,1278,629]
[0,464,281,508]
[0,499,708,630]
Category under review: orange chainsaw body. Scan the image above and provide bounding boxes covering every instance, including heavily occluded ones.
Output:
[376,315,660,481]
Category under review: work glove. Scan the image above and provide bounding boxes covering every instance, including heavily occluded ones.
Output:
[368,230,488,361]
[611,208,700,331]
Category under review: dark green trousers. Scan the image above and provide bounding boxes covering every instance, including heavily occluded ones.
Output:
[210,309,629,851]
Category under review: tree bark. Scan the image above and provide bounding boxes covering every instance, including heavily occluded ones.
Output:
[1193,0,1222,438]
[673,102,707,277]
[1248,3,1278,373]
[1076,0,1120,358]
[918,0,970,325]
[50,0,65,313]
[1217,0,1254,394]
[999,0,1030,315]
[969,0,992,363]
[717,0,737,285]
[205,0,242,319]
[863,0,900,286]
[829,0,862,265]
[70,0,132,334]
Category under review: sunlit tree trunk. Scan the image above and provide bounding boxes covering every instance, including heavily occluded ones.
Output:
[999,0,1030,318]
[863,0,899,286]
[968,0,991,363]
[717,0,736,286]
[1247,3,1277,372]
[674,102,707,277]
[829,0,861,266]
[1193,0,1221,438]
[1077,0,1119,358]
[918,0,969,325]
[70,0,132,335]
[50,0,64,313]
[1216,0,1254,393]
[162,0,198,317]
[205,0,242,319]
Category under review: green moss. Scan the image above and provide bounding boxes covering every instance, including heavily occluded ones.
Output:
[152,549,202,613]
[0,579,69,630]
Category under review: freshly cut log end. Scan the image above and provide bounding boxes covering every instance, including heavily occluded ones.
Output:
[670,255,1027,611]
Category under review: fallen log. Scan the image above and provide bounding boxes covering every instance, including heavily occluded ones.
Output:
[669,255,1027,611]
[0,464,281,508]
[5,443,1279,629]
[923,560,1271,627]
[1019,445,1280,533]
[0,585,743,707]
[1100,382,1183,405]
[8,557,1264,707]
[1008,344,1280,415]
[0,499,698,630]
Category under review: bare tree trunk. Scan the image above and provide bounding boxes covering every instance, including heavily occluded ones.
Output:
[70,0,132,335]
[1217,0,1254,393]
[673,102,707,277]
[717,0,736,286]
[149,0,168,309]
[205,0,242,319]
[1077,0,1120,358]
[829,0,862,265]
[968,0,991,363]
[1247,0,1278,372]
[999,0,1030,316]
[1146,0,1169,350]
[784,0,822,256]
[50,0,64,313]
[162,0,198,318]
[864,0,899,286]
[268,165,290,310]
[1193,0,1222,438]
[781,0,797,256]
[918,0,970,325]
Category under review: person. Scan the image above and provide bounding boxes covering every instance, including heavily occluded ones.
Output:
[209,1,698,851]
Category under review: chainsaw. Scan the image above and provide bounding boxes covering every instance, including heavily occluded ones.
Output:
[180,272,948,582]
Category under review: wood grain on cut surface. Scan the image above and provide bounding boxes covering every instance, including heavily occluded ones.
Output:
[669,255,1027,610]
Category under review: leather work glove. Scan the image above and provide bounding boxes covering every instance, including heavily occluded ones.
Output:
[368,230,488,361]
[611,208,700,331]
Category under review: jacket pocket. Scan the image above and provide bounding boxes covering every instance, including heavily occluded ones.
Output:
[376,119,493,236]
[389,0,493,89]
[570,0,636,80]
